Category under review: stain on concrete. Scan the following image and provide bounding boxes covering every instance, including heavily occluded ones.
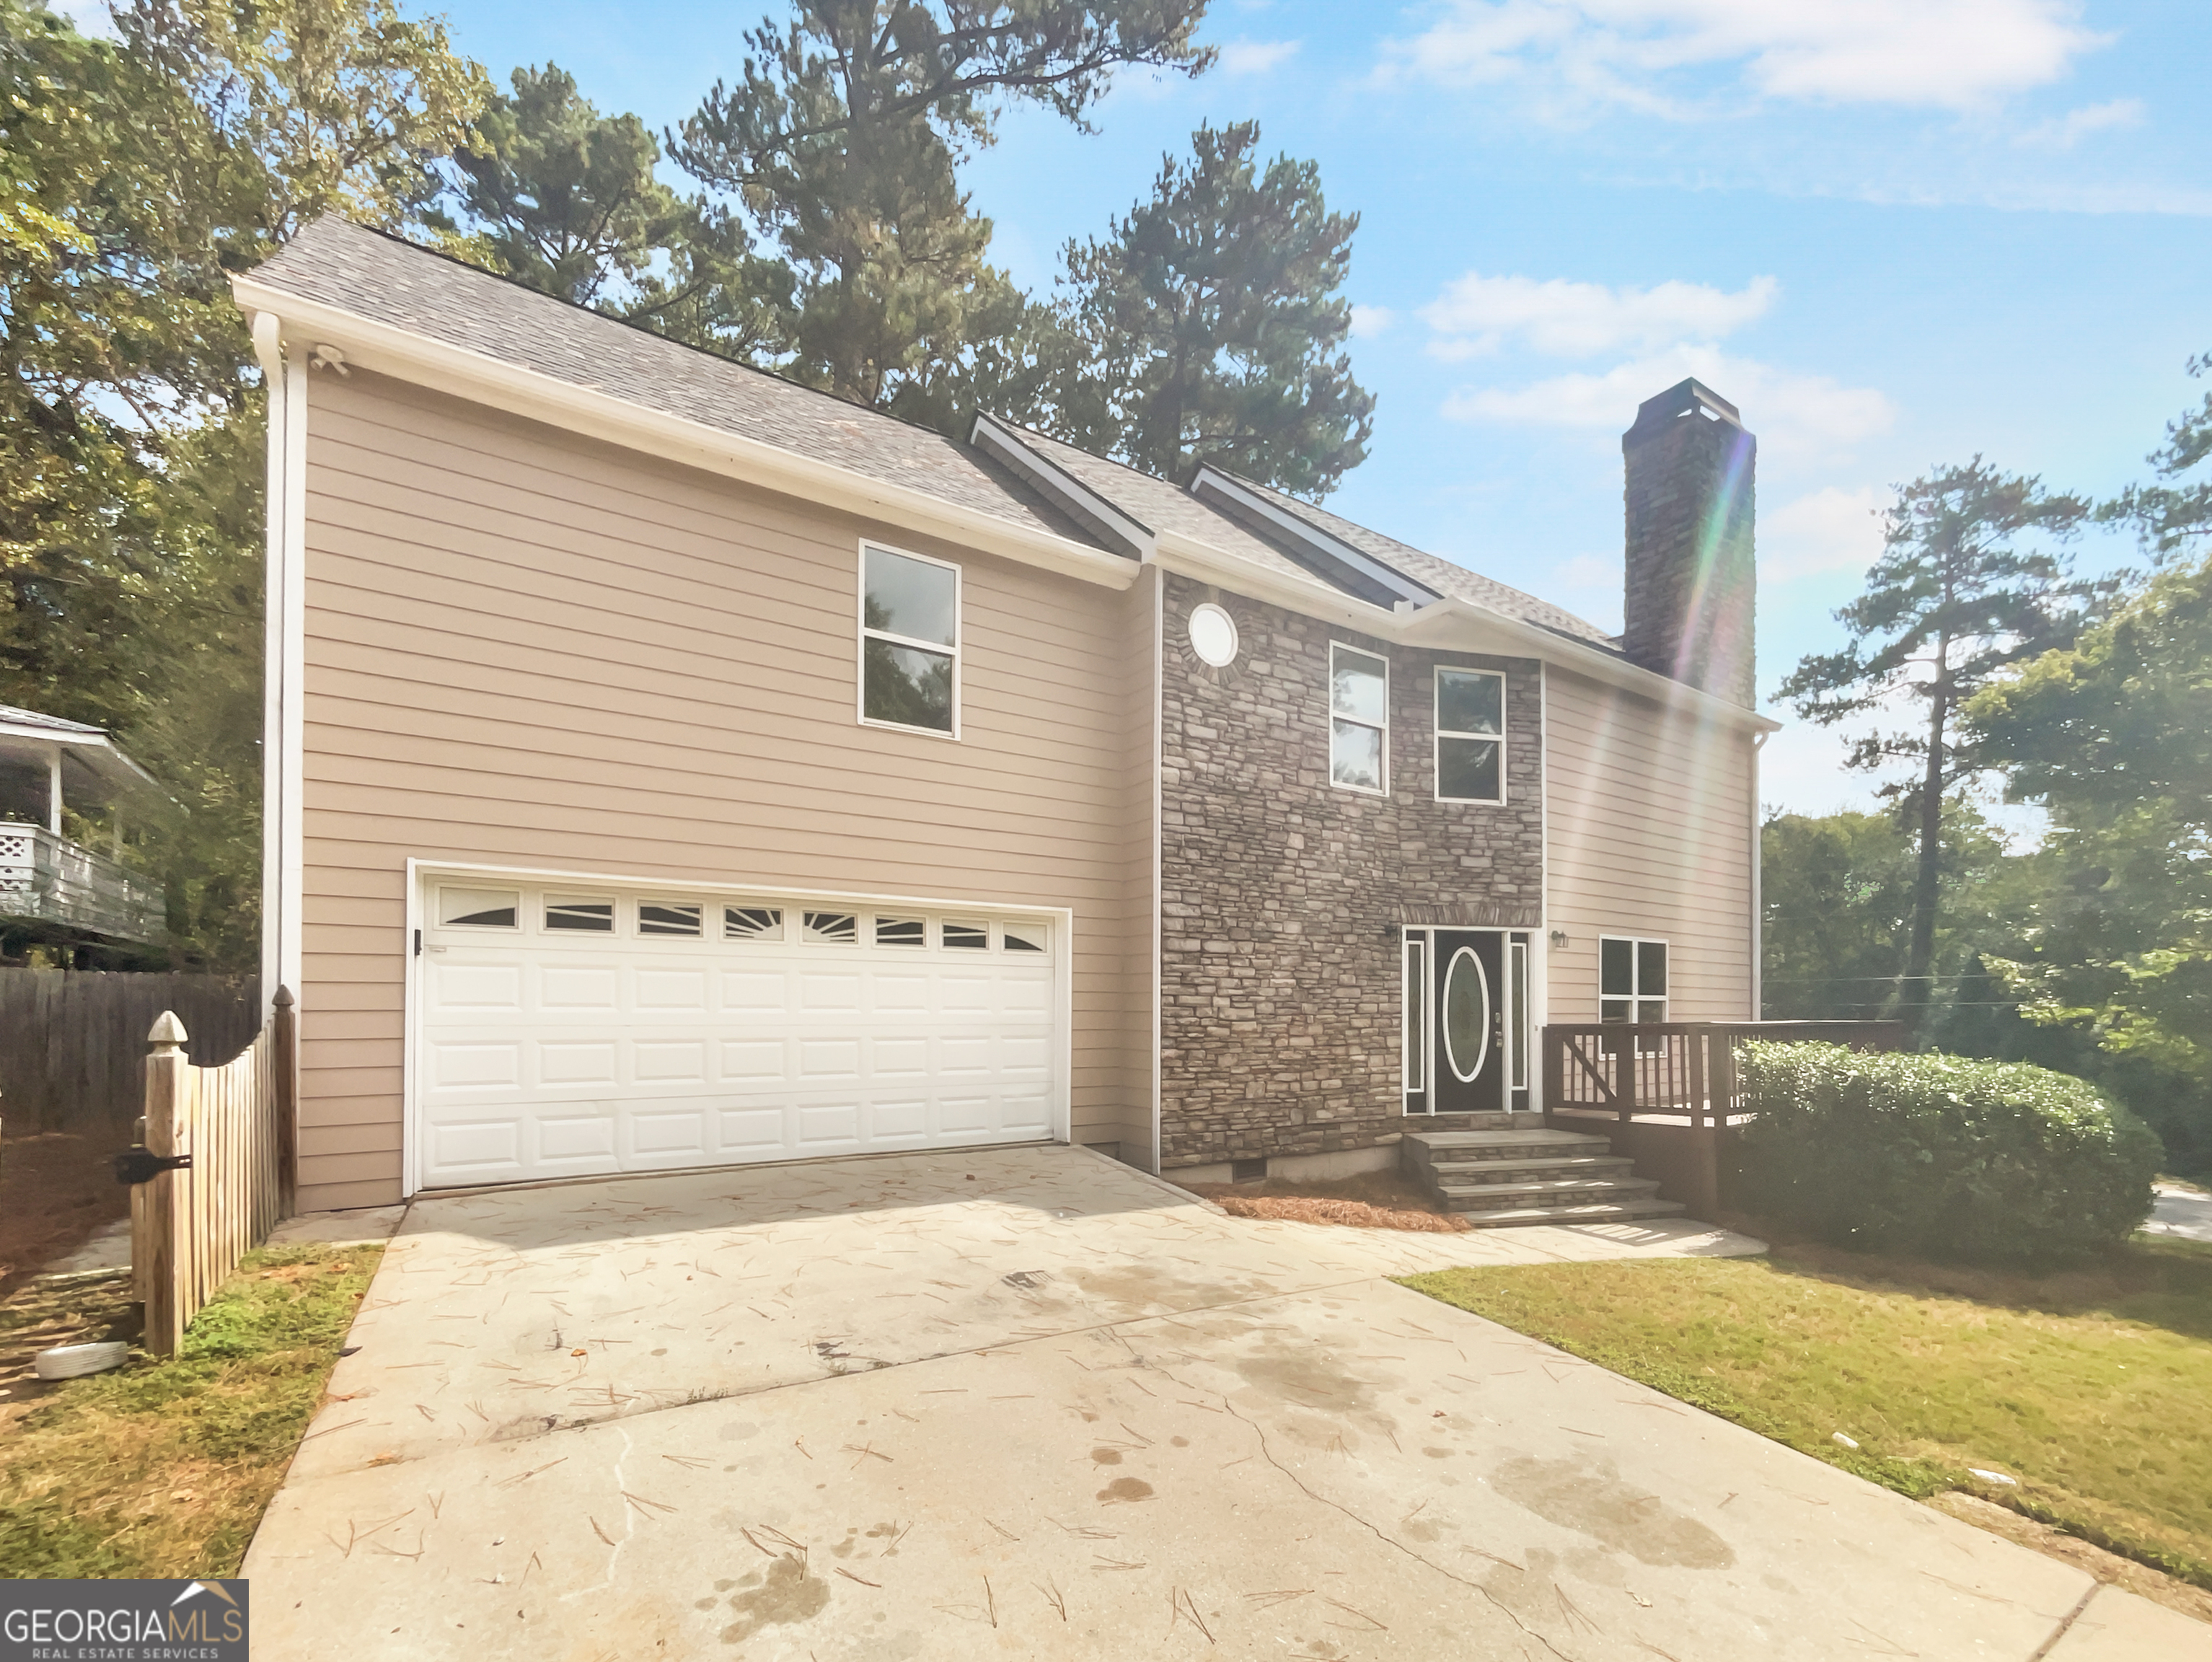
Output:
[1491,1454,1735,1569]
[1423,1446,1454,1459]
[1090,1447,1124,1465]
[1070,1266,1259,1312]
[1230,1342,1375,1412]
[1170,1435,1189,1447]
[719,1555,829,1645]
[1096,1477,1155,1504]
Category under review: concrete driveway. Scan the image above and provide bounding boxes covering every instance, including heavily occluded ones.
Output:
[244,1146,2207,1661]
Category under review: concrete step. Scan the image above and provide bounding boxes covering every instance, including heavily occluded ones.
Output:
[1444,1176,1664,1210]
[1410,1130,1616,1165]
[1435,1155,1636,1184]
[1409,1112,1522,1130]
[1458,1197,1690,1230]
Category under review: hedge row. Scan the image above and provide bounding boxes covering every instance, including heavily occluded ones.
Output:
[1730,1042,2160,1263]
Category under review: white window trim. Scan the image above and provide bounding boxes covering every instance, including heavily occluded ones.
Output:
[1328,641,1389,796]
[856,540,962,741]
[1598,933,1670,1023]
[1434,667,1508,806]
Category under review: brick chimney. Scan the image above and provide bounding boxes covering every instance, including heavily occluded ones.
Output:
[1621,378,1756,708]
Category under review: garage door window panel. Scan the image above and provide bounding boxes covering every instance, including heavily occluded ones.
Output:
[545,897,614,932]
[860,545,959,737]
[723,905,783,941]
[638,902,703,937]
[439,887,519,929]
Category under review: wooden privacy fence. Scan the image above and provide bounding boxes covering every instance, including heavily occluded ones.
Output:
[1,970,260,1137]
[1541,1021,1906,1219]
[132,989,298,1355]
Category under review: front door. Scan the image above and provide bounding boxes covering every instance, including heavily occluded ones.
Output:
[1432,930,1506,1114]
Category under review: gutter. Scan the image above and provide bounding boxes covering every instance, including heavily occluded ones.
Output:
[229,278,1141,595]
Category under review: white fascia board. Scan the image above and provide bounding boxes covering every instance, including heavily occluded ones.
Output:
[970,413,1154,560]
[1150,531,1779,734]
[1189,467,1439,605]
[0,726,162,791]
[230,279,1140,594]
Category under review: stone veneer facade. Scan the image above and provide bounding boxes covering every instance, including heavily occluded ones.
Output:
[1158,571,1546,1170]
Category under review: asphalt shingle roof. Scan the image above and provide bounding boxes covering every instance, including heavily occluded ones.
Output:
[1228,478,1621,650]
[250,218,1110,552]
[246,219,1618,648]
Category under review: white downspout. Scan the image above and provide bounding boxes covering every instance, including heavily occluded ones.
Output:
[253,312,307,1017]
[45,744,62,835]
[1751,729,1768,1021]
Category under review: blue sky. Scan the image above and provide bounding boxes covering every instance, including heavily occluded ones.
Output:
[384,1,2211,818]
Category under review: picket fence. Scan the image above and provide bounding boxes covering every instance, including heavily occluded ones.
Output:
[132,989,297,1355]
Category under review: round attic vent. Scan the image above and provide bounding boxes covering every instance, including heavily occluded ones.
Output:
[1188,603,1239,668]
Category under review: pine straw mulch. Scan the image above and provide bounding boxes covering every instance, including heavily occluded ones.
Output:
[1180,1170,1470,1234]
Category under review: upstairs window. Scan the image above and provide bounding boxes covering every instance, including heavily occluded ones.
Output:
[1435,669,1506,804]
[860,544,959,735]
[1328,643,1388,794]
[1600,937,1668,1025]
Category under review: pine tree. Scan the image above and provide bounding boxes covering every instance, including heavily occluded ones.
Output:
[1777,461,2097,1032]
[1055,120,1372,496]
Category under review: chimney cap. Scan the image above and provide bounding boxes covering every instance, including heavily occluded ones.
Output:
[1623,377,1745,448]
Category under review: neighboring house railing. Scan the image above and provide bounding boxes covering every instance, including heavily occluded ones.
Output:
[0,820,164,943]
[131,990,299,1356]
[1540,1021,1907,1219]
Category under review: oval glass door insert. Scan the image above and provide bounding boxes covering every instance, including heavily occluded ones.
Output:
[1443,946,1492,1083]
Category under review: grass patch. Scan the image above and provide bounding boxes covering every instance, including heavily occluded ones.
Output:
[0,1244,382,1579]
[1398,1234,2212,1590]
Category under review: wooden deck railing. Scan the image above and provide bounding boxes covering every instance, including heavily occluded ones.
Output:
[1543,1020,1907,1128]
[131,988,299,1355]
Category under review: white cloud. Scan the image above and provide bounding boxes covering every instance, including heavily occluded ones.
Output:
[1219,38,1301,76]
[1421,272,1776,359]
[2017,96,2146,150]
[1377,1,2109,114]
[1761,485,1887,581]
[1441,343,1895,457]
[1349,304,1396,339]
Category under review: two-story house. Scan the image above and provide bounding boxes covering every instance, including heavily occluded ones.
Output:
[234,219,1773,1215]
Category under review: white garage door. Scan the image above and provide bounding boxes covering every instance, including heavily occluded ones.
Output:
[413,875,1062,1190]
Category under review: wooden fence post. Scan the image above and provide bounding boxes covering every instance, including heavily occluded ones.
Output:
[273,986,298,1218]
[141,1012,190,1358]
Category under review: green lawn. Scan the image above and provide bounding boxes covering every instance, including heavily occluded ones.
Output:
[0,1244,382,1579]
[1399,1236,2212,1588]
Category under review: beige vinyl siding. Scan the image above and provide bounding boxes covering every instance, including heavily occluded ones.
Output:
[1543,664,1757,1032]
[296,371,1151,1209]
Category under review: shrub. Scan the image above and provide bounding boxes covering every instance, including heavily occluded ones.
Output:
[1729,1042,2161,1263]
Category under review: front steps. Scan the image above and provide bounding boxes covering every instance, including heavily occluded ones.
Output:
[1403,1114,1688,1228]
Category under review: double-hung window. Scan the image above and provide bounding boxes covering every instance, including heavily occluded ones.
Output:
[860,544,959,736]
[1329,643,1388,793]
[1435,669,1505,803]
[1600,936,1668,1025]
